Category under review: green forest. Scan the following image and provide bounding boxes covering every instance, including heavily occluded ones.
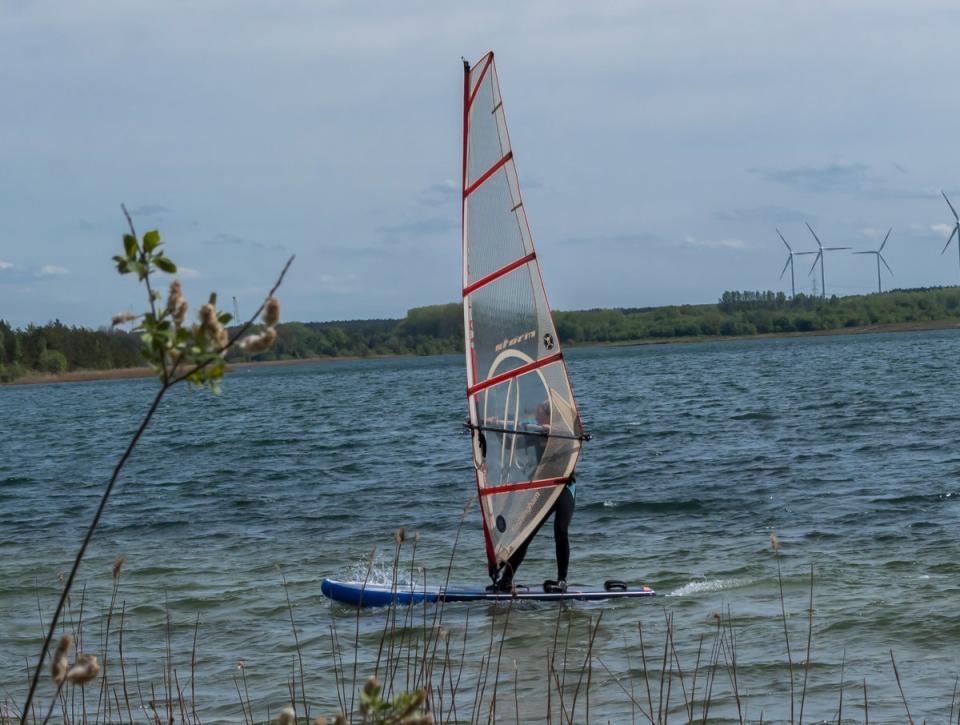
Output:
[4,288,960,382]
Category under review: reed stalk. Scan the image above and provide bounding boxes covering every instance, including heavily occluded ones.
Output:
[798,563,817,724]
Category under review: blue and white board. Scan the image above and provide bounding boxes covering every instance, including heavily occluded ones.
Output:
[321,578,655,607]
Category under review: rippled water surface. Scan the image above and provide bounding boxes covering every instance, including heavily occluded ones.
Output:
[3,330,960,722]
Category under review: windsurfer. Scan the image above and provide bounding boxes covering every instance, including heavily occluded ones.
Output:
[482,399,576,593]
[493,481,575,593]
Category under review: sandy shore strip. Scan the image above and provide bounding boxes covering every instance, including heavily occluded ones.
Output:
[4,319,959,387]
[2,354,415,386]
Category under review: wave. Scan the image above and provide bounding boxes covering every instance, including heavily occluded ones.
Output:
[583,499,706,514]
[871,492,958,505]
[667,577,753,597]
[728,411,776,421]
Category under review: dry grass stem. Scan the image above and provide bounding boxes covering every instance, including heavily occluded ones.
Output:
[890,649,914,725]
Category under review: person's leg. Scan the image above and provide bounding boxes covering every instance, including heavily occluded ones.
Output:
[499,537,529,587]
[553,486,575,582]
[498,493,555,587]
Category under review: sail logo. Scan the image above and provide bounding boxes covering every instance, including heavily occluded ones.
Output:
[494,329,536,352]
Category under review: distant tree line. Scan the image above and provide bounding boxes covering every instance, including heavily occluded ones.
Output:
[5,288,960,381]
[229,302,465,362]
[553,287,960,342]
[0,320,143,382]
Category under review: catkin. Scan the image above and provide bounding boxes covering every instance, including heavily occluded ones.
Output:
[239,326,277,353]
[66,654,100,684]
[263,297,281,327]
[51,634,73,685]
[111,312,137,327]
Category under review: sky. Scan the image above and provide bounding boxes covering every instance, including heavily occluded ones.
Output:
[2,1,960,328]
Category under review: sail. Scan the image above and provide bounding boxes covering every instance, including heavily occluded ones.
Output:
[461,52,586,578]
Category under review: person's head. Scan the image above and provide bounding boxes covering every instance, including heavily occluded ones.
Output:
[535,401,550,425]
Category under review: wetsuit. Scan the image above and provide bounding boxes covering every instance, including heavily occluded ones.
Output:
[498,482,575,587]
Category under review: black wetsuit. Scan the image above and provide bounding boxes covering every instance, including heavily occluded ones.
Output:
[499,484,575,586]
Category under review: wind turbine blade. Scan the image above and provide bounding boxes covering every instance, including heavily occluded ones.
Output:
[852,251,873,255]
[941,226,958,255]
[880,254,894,276]
[879,227,892,252]
[776,228,792,252]
[824,246,852,251]
[943,191,960,222]
[809,251,821,274]
[779,255,792,279]
[805,222,824,249]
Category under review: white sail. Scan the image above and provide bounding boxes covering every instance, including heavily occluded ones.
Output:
[461,52,586,578]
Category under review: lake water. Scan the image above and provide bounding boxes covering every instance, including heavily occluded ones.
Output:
[2,330,960,723]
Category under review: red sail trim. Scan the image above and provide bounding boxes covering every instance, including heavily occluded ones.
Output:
[463,252,536,297]
[464,152,513,198]
[461,61,470,208]
[467,53,493,111]
[467,352,563,397]
[480,477,571,497]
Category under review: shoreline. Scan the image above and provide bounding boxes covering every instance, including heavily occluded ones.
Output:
[578,318,960,348]
[4,319,959,387]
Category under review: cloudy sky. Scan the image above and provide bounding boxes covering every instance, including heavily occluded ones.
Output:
[2,1,960,328]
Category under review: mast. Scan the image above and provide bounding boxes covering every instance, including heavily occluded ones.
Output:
[461,56,497,574]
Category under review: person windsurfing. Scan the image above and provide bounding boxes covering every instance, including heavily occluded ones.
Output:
[485,400,576,593]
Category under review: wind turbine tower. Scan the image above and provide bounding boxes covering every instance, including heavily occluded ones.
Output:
[805,223,851,298]
[853,228,893,293]
[940,192,960,279]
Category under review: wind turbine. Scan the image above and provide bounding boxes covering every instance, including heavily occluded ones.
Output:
[940,191,960,278]
[853,227,893,293]
[776,229,798,297]
[776,229,817,298]
[805,223,851,298]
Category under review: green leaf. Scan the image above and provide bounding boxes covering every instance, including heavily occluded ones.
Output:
[125,260,147,279]
[154,256,177,274]
[123,234,138,260]
[143,230,161,253]
[218,312,233,325]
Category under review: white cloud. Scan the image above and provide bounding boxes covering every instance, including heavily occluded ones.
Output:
[0,260,12,270]
[932,223,954,239]
[37,265,68,276]
[684,236,747,250]
[178,266,201,279]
